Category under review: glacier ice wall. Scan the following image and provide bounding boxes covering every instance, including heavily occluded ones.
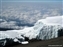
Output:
[38,25,62,40]
[18,16,63,40]
[32,16,63,40]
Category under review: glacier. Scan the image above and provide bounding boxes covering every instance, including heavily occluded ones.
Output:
[20,16,63,40]
[0,16,63,46]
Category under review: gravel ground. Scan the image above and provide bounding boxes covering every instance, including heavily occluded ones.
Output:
[4,36,63,47]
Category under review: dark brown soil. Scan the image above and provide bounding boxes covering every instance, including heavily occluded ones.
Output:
[5,36,63,47]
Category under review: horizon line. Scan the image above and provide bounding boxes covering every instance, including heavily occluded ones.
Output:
[1,0,62,2]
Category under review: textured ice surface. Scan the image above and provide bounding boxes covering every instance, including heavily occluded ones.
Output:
[22,16,63,40]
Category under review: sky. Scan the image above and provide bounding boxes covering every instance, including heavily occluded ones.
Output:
[1,0,63,2]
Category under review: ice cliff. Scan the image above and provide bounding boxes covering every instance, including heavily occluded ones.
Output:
[21,16,63,40]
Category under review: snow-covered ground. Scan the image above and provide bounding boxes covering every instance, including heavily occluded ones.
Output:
[0,16,63,46]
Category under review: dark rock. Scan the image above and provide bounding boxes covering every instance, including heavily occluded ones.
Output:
[58,29,63,37]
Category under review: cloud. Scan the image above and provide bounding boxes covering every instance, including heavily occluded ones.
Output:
[0,2,62,29]
[0,20,21,29]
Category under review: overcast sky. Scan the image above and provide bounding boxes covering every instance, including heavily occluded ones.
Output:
[2,0,63,2]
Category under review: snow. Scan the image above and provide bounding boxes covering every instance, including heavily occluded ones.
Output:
[14,38,19,42]
[0,31,25,39]
[21,41,29,44]
[0,16,63,46]
[37,16,63,25]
